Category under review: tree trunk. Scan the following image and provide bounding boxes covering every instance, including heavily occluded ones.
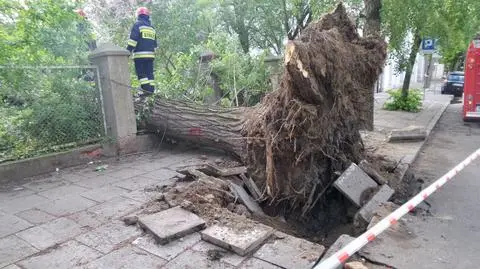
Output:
[363,0,382,37]
[402,33,422,98]
[141,4,387,215]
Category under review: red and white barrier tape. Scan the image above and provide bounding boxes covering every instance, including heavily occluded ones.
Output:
[314,148,480,269]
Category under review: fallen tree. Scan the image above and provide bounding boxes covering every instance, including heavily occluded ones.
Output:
[139,4,387,216]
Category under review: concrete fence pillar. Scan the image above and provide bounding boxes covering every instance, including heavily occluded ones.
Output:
[89,43,137,152]
[264,55,283,91]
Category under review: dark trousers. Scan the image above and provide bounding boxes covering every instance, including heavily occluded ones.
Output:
[134,58,155,94]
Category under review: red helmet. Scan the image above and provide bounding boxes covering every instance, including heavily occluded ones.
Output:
[136,7,150,16]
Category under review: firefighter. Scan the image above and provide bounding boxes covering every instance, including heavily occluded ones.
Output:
[126,7,157,97]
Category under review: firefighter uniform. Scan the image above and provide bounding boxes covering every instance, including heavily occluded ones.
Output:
[126,8,157,95]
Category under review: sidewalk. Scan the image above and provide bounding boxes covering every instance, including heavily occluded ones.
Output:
[364,91,452,172]
[0,148,324,269]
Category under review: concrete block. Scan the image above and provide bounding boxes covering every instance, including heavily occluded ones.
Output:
[0,212,33,237]
[18,240,102,269]
[192,241,248,266]
[162,249,235,269]
[138,206,206,245]
[76,221,141,254]
[84,246,167,269]
[37,194,97,216]
[201,223,273,256]
[318,234,355,268]
[0,235,38,268]
[0,144,103,182]
[239,258,283,269]
[355,185,395,228]
[133,233,201,261]
[358,160,387,185]
[388,126,427,143]
[87,196,142,219]
[254,232,325,269]
[333,163,378,207]
[15,209,56,225]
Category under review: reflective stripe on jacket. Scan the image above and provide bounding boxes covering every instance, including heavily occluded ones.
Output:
[126,14,157,58]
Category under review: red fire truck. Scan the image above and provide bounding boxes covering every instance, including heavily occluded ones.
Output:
[463,36,480,121]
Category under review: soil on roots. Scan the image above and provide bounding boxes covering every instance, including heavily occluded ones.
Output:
[243,4,387,216]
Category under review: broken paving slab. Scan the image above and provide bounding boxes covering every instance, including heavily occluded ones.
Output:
[354,185,395,229]
[388,126,427,143]
[254,232,325,269]
[138,206,206,245]
[317,234,355,269]
[201,223,274,256]
[333,163,378,207]
[229,182,265,217]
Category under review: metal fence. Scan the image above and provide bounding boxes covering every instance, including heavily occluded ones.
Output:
[0,65,107,163]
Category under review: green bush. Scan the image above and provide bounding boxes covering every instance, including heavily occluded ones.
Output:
[384,89,423,112]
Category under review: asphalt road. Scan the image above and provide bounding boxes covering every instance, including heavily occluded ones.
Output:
[361,102,480,269]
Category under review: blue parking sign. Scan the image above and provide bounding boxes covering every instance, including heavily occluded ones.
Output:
[422,38,435,53]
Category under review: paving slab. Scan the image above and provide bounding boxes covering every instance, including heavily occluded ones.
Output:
[74,175,124,189]
[18,240,102,269]
[2,264,22,269]
[0,235,38,268]
[76,221,142,254]
[201,223,274,256]
[38,184,90,200]
[121,189,158,203]
[133,233,202,261]
[319,234,355,267]
[0,212,33,237]
[140,168,181,180]
[0,188,34,203]
[87,196,142,220]
[162,249,235,269]
[15,209,56,225]
[23,177,68,192]
[229,182,265,217]
[114,175,176,191]
[15,226,59,250]
[36,194,97,217]
[239,258,283,269]
[254,232,324,269]
[138,206,206,245]
[16,217,86,250]
[333,163,378,207]
[0,194,50,214]
[355,185,395,227]
[192,240,248,266]
[67,210,109,229]
[106,168,147,180]
[84,246,167,269]
[388,126,427,143]
[80,184,129,203]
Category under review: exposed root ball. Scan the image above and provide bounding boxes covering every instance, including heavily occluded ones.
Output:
[243,4,387,215]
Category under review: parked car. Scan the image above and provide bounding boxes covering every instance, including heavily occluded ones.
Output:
[441,71,465,97]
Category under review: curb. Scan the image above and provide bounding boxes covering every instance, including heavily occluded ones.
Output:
[394,98,452,181]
